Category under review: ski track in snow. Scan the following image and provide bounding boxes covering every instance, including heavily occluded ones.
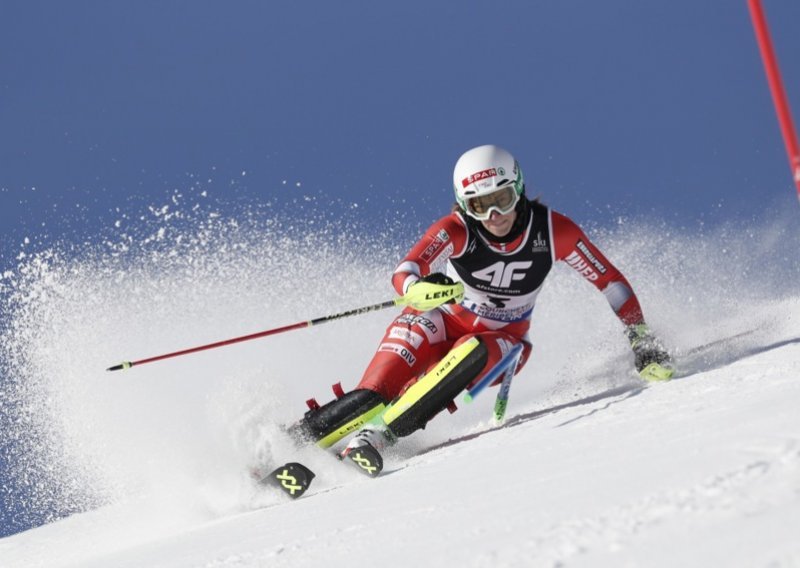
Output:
[1,204,799,567]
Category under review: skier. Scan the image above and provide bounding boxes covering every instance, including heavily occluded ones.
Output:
[292,144,673,475]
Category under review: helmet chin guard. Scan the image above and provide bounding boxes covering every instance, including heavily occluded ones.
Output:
[453,145,524,219]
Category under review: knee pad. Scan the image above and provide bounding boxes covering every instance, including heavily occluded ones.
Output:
[293,389,388,449]
[382,337,488,438]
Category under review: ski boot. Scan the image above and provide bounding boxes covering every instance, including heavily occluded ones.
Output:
[339,425,396,478]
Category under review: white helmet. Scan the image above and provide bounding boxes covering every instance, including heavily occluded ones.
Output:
[453,145,524,220]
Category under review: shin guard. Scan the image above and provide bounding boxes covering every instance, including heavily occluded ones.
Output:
[382,337,488,438]
[293,389,388,449]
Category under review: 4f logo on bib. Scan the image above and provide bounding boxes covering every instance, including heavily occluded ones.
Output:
[472,261,533,288]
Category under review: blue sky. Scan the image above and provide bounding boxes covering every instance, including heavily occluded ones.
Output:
[2,1,800,268]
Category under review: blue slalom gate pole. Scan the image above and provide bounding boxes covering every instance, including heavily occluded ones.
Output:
[463,343,524,424]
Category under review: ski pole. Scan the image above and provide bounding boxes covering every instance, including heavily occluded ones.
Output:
[106,280,464,372]
[492,357,519,424]
[462,343,524,403]
[106,297,405,372]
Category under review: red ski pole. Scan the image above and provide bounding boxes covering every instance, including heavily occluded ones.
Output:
[748,0,800,201]
[106,276,464,372]
[106,297,403,372]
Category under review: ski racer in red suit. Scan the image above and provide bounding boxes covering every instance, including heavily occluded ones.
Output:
[293,145,672,473]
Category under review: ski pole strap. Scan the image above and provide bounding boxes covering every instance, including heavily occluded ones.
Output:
[463,343,524,403]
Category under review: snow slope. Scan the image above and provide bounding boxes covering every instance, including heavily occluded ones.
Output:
[1,205,799,567]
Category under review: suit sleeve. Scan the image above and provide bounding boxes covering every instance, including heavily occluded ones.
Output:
[392,213,469,295]
[550,210,644,326]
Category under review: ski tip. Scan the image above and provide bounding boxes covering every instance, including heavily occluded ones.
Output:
[345,445,384,478]
[263,462,316,499]
[106,361,132,372]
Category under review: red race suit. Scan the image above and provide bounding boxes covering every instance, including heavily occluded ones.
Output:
[356,201,644,400]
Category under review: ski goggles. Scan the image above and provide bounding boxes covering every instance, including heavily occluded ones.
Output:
[464,185,519,220]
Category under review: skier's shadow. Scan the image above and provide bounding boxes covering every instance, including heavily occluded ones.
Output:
[676,330,800,376]
[416,330,800,457]
[417,383,645,456]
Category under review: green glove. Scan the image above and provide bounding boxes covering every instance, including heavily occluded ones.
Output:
[401,273,464,311]
[626,323,675,382]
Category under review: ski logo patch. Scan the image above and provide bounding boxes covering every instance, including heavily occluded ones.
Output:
[265,462,315,499]
[388,327,424,349]
[345,446,383,477]
[420,230,452,263]
[275,470,303,496]
[565,249,600,282]
[472,260,532,289]
[396,314,439,335]
[462,168,497,188]
[531,231,548,253]
[351,452,378,475]
[379,343,417,367]
[575,240,607,274]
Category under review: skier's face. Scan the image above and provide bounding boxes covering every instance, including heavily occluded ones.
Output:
[480,209,517,238]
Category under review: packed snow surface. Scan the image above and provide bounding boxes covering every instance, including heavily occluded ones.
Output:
[1,204,798,567]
